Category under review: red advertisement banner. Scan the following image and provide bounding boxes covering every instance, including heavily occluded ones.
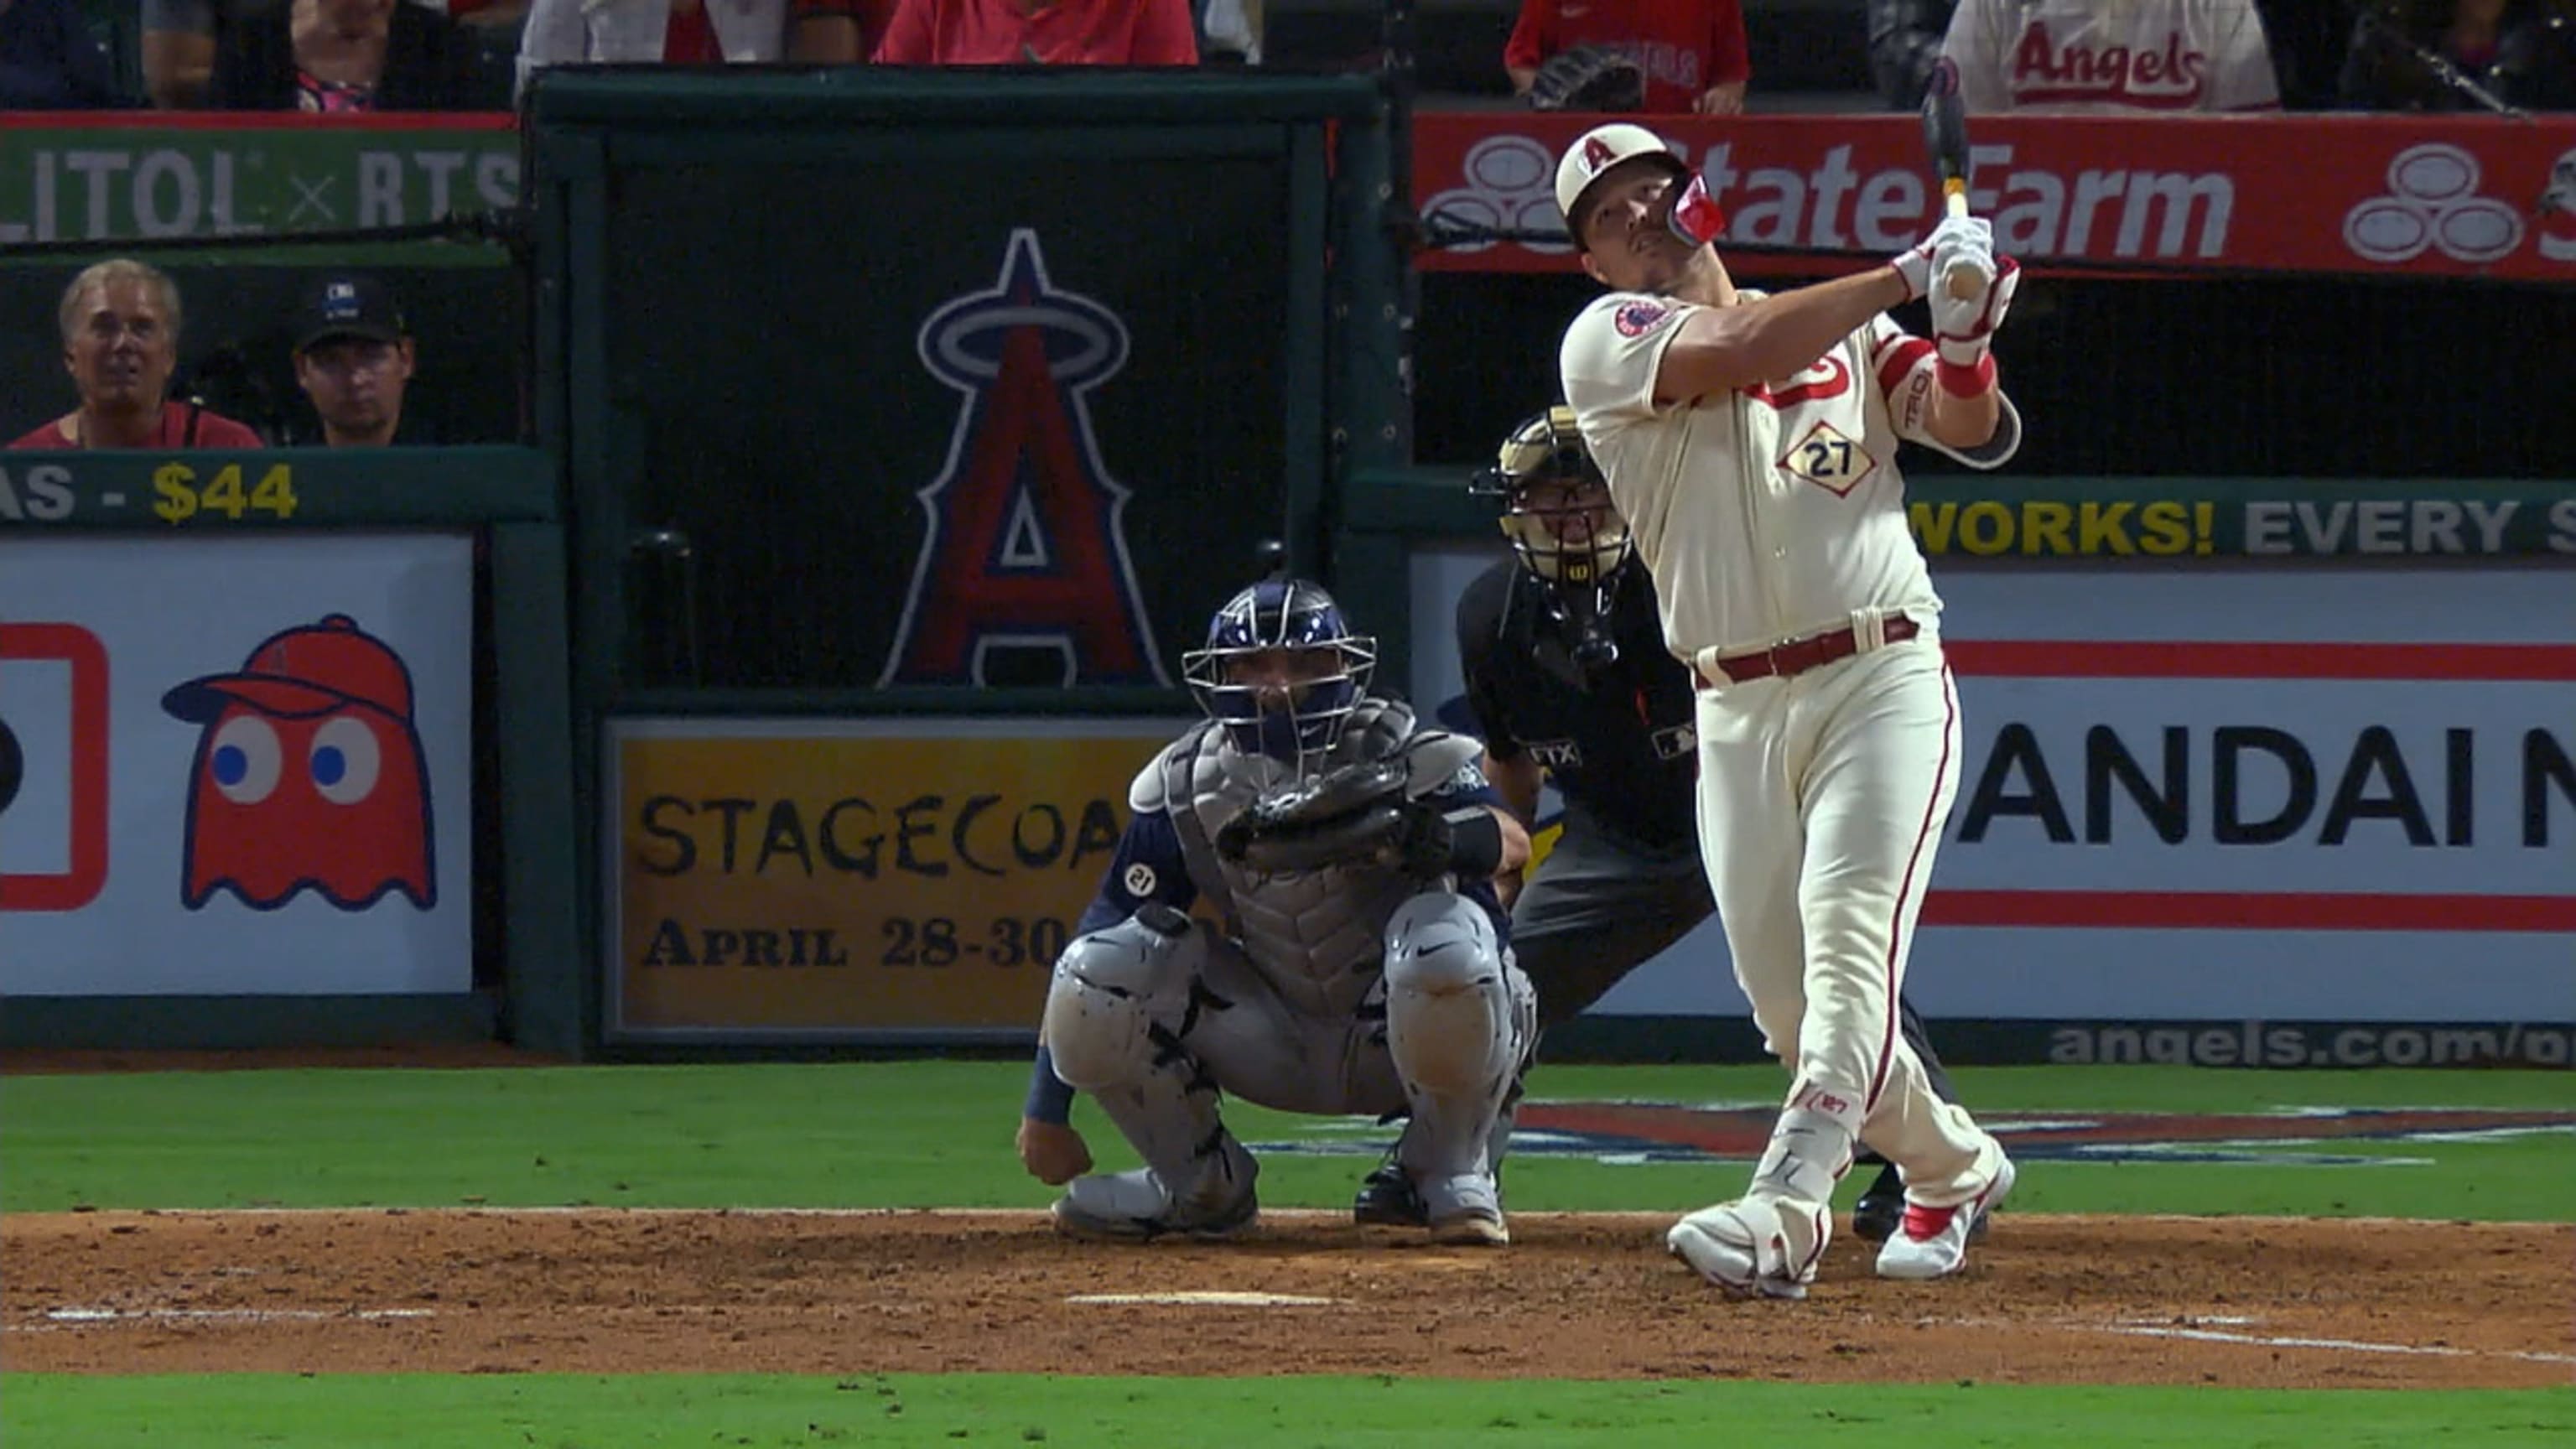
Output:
[1413,111,2576,281]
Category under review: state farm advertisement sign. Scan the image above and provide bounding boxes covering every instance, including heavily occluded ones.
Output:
[1414,112,2576,280]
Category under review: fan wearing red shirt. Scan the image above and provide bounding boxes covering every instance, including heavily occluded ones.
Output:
[871,0,1197,65]
[10,260,262,452]
[1506,0,1752,115]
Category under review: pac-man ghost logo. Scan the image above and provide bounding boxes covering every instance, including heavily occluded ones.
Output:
[161,615,434,911]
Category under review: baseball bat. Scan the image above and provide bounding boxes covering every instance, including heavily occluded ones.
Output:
[1919,57,1985,301]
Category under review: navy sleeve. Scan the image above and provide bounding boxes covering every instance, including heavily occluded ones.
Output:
[1072,808,1199,936]
[1029,808,1201,1125]
[1025,1043,1075,1124]
[1415,756,1510,943]
[1420,763,1504,815]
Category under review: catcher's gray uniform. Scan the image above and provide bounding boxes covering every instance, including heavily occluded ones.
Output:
[1032,699,1537,1244]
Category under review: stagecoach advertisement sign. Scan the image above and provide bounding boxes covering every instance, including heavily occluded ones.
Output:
[1406,547,2576,1052]
[603,717,1191,1042]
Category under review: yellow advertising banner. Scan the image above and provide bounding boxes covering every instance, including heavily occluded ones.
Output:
[605,718,1191,1041]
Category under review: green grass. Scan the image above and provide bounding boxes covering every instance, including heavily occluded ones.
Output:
[4,1375,2571,1449]
[5,1062,2570,1448]
[3,1062,2569,1220]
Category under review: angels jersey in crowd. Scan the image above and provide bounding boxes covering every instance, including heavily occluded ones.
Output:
[1556,291,2020,669]
[1940,0,2283,113]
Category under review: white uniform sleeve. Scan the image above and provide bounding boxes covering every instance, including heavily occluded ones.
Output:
[1941,0,2011,112]
[1863,313,2023,470]
[2207,1,2283,112]
[1560,292,1696,425]
[1561,292,1702,524]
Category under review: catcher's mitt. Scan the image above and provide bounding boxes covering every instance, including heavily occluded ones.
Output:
[1527,43,1646,113]
[1216,757,1413,875]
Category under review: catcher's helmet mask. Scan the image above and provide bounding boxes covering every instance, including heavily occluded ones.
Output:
[1472,408,1635,673]
[1183,578,1378,782]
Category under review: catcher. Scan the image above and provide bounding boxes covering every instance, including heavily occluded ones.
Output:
[1016,575,1538,1246]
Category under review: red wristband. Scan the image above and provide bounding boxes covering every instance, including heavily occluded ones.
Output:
[1935,353,1997,398]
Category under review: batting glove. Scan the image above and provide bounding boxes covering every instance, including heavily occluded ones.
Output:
[1929,253,2020,396]
[1889,216,1993,303]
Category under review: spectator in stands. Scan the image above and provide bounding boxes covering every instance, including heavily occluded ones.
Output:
[289,273,425,447]
[1941,0,2282,112]
[210,0,483,110]
[869,0,1197,65]
[517,0,882,96]
[1867,0,1956,108]
[3,0,130,106]
[10,260,264,451]
[1504,0,1749,114]
[2338,1,2576,112]
[145,0,504,109]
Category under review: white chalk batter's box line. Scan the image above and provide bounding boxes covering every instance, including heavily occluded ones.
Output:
[1987,1314,2576,1368]
[15,1298,2568,1369]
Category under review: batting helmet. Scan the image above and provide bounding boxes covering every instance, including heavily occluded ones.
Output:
[1555,122,1690,241]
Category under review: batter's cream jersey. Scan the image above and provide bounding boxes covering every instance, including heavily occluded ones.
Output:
[1558,290,2023,664]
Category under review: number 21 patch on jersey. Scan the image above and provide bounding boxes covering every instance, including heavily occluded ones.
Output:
[1778,420,1877,497]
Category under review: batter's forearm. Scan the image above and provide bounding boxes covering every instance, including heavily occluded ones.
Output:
[1924,381,2000,449]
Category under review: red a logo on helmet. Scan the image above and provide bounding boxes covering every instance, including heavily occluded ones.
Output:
[1582,137,1615,173]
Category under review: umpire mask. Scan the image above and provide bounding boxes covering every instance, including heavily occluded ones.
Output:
[1472,407,1634,667]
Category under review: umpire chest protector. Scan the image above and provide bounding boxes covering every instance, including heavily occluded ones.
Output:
[1142,699,1482,1021]
[1463,558,1701,856]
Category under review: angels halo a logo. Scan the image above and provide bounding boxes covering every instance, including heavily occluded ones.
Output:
[879,228,1169,688]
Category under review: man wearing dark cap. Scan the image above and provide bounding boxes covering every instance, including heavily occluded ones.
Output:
[291,273,423,448]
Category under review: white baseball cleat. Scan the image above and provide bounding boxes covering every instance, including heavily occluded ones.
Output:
[1874,1152,2014,1280]
[1665,1195,1829,1300]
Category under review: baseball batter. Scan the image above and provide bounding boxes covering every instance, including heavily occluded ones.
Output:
[1017,576,1539,1245]
[1552,122,2019,1296]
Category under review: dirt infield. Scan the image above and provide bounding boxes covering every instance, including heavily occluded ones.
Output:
[7,1208,2568,1388]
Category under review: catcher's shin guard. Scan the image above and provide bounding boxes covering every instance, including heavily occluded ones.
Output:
[1042,907,1244,1210]
[1381,892,1534,1182]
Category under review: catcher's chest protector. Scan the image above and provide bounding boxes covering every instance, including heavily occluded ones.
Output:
[1168,702,1436,1022]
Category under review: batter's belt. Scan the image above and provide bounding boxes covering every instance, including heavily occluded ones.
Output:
[1695,613,1922,687]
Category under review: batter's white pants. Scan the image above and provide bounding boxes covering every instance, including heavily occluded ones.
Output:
[1693,631,2003,1208]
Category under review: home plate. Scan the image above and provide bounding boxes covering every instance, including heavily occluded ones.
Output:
[1065,1291,1342,1307]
